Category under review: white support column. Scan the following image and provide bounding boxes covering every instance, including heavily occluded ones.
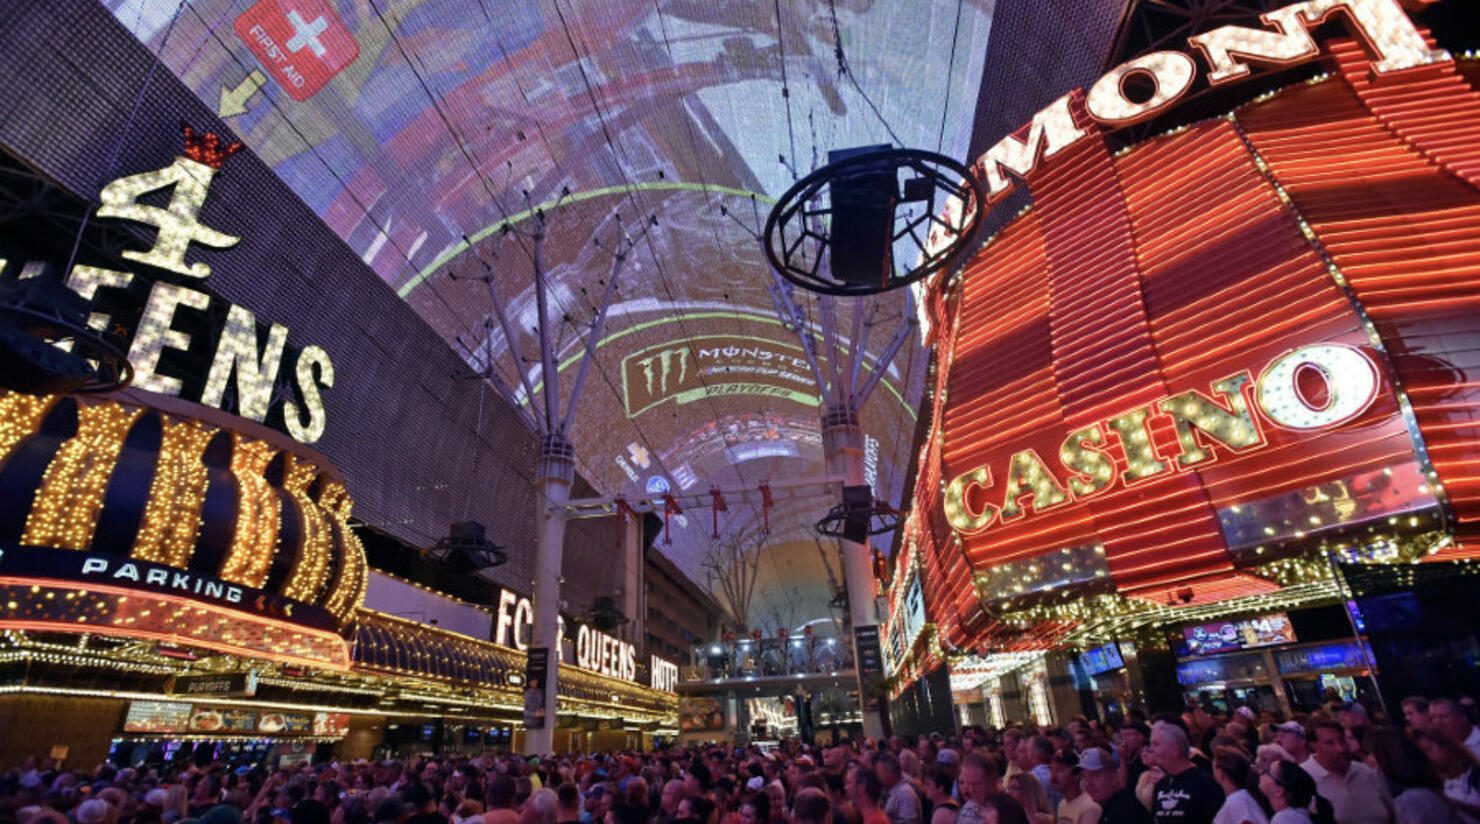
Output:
[623,512,643,648]
[822,406,885,740]
[527,434,574,755]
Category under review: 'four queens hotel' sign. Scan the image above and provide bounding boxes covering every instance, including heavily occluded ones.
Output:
[10,126,334,443]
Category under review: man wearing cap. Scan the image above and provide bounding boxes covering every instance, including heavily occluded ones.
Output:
[1080,747,1150,824]
[1049,751,1099,824]
[1272,722,1310,764]
[935,750,961,802]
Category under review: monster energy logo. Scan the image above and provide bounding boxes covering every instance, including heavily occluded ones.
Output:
[620,336,819,417]
[638,347,690,396]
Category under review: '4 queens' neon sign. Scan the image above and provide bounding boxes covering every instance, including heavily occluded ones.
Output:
[59,126,335,443]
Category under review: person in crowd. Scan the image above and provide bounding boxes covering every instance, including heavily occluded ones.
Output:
[795,789,833,824]
[1253,747,1291,781]
[1046,751,1097,824]
[850,769,890,824]
[1414,729,1480,824]
[956,753,1021,824]
[1023,740,1059,812]
[878,754,921,824]
[1003,773,1051,824]
[655,782,684,824]
[1404,698,1433,732]
[1079,747,1149,824]
[1116,724,1152,793]
[1259,760,1332,824]
[1363,727,1460,824]
[936,752,961,803]
[1300,720,1393,824]
[738,792,769,824]
[583,787,612,824]
[1148,721,1223,824]
[1433,700,1480,762]
[484,777,520,824]
[922,770,958,824]
[1210,749,1267,824]
[677,796,715,824]
[524,790,558,824]
[1272,725,1310,767]
[556,785,582,824]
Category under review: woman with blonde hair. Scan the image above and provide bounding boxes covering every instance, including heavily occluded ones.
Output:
[1004,772,1052,824]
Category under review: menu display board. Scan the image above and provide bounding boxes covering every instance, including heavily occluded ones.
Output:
[257,712,312,734]
[121,701,340,738]
[123,701,193,733]
[1182,614,1296,656]
[313,712,351,737]
[679,696,725,732]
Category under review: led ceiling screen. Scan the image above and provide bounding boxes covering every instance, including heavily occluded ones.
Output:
[102,0,996,580]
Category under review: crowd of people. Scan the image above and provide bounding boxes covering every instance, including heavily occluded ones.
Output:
[2,694,1478,824]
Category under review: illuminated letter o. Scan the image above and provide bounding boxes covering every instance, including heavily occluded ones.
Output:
[1085,51,1198,126]
[1257,344,1379,430]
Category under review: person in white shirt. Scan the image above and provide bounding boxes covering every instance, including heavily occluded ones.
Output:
[1259,760,1332,824]
[1211,749,1268,824]
[1299,720,1393,824]
[1432,699,1480,763]
[1048,750,1100,824]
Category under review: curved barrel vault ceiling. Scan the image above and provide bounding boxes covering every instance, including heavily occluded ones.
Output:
[103,0,995,624]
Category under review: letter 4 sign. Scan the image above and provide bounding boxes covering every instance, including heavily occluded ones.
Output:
[234,0,359,101]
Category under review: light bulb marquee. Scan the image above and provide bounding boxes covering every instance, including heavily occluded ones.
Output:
[905,0,1480,660]
[0,389,367,668]
[4,124,334,445]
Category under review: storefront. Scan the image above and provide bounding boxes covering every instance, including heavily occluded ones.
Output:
[885,0,1480,713]
[0,126,677,766]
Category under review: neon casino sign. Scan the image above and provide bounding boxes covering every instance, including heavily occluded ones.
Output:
[943,344,1382,536]
[4,127,334,443]
[970,0,1448,214]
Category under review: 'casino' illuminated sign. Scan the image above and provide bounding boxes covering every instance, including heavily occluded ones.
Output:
[3,128,334,444]
[943,344,1381,536]
[969,0,1448,215]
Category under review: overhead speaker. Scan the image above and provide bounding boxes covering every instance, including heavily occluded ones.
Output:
[827,145,898,287]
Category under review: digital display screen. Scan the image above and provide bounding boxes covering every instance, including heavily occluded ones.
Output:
[1182,613,1296,656]
[1079,643,1125,676]
[101,0,993,582]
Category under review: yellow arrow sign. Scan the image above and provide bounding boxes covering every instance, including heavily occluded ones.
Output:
[218,70,267,118]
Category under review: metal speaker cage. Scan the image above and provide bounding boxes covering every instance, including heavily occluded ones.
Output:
[814,500,904,540]
[763,147,985,296]
[433,521,508,570]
